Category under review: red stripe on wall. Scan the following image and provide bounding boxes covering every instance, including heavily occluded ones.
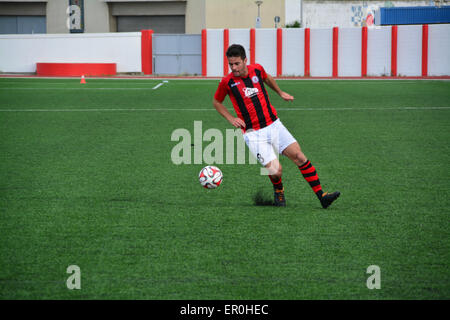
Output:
[141,29,153,75]
[422,24,428,77]
[223,28,229,76]
[332,27,339,77]
[201,29,207,77]
[250,28,256,65]
[36,63,116,77]
[361,26,368,77]
[391,25,398,77]
[304,28,310,77]
[277,28,283,77]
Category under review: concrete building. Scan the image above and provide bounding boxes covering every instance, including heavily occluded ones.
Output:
[0,0,300,34]
[0,0,447,35]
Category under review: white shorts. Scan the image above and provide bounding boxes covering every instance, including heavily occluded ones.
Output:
[243,119,297,166]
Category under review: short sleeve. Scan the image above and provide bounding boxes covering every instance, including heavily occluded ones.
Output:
[254,64,267,80]
[214,78,228,102]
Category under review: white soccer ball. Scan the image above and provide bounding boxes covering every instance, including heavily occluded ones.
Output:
[198,166,223,189]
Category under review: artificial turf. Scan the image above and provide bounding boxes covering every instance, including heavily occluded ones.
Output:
[0,78,449,299]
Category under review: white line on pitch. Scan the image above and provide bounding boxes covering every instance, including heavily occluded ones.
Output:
[0,108,210,112]
[152,80,169,90]
[0,87,154,90]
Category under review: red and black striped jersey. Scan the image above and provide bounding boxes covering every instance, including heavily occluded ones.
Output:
[214,64,278,132]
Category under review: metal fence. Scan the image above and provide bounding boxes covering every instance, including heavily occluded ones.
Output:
[152,34,202,75]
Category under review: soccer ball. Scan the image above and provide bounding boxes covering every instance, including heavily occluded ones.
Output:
[198,166,223,189]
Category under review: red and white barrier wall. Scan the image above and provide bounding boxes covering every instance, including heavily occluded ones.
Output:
[0,32,142,74]
[0,25,449,77]
[203,24,450,77]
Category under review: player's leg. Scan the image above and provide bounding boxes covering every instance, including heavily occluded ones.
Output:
[244,129,285,207]
[282,142,322,198]
[280,141,307,166]
[265,158,286,207]
[270,121,318,198]
[281,139,340,209]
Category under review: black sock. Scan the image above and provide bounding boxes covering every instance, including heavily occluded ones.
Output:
[269,175,283,191]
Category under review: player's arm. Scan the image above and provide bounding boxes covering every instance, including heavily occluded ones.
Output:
[264,74,294,101]
[212,98,246,129]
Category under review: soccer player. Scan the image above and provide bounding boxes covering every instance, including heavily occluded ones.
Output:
[213,44,340,208]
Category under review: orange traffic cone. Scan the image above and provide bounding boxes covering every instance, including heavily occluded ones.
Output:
[80,75,86,84]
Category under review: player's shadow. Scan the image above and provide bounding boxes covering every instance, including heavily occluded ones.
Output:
[253,189,274,206]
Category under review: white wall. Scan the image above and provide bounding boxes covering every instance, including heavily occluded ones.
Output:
[338,27,361,76]
[206,28,223,77]
[397,25,422,76]
[428,24,450,76]
[255,29,277,76]
[0,32,142,73]
[367,26,391,76]
[282,28,304,76]
[310,28,333,77]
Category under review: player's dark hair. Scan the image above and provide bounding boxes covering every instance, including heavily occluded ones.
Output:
[226,44,246,60]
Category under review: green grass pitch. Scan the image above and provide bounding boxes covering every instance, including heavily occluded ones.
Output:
[0,77,449,299]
